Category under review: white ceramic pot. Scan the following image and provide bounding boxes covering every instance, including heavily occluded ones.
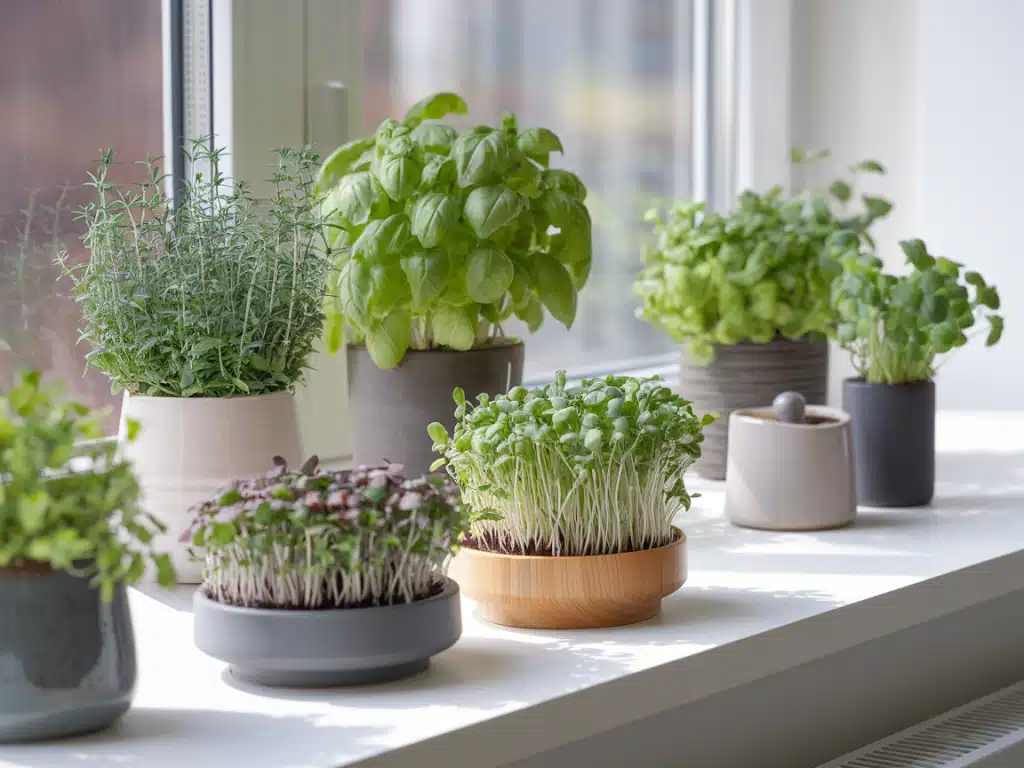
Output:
[118,392,302,583]
[724,404,856,531]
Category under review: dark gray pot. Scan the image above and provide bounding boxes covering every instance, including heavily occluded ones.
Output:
[193,578,462,687]
[842,377,935,507]
[348,343,525,476]
[678,336,829,480]
[0,567,136,743]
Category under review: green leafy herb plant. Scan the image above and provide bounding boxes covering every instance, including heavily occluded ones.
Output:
[0,370,175,600]
[833,238,1003,384]
[635,153,892,364]
[428,372,712,557]
[317,92,593,369]
[183,457,469,608]
[59,139,331,397]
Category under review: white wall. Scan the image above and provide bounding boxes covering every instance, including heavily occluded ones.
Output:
[791,0,1020,409]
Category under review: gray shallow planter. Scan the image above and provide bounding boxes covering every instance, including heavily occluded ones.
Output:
[678,336,828,480]
[194,578,462,687]
[725,405,856,530]
[843,377,935,507]
[0,568,136,743]
[348,342,525,477]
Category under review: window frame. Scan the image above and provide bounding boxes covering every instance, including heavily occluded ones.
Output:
[173,0,793,463]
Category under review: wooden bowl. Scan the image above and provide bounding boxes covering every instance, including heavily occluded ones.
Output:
[451,528,687,629]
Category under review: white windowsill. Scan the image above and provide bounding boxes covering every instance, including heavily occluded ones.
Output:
[6,411,1023,768]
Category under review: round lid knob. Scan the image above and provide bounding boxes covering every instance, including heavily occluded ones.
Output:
[773,391,806,424]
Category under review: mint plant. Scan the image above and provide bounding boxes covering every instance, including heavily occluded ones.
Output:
[635,155,891,364]
[429,372,712,557]
[833,239,1003,384]
[0,370,175,600]
[183,457,469,608]
[59,139,330,397]
[317,92,593,369]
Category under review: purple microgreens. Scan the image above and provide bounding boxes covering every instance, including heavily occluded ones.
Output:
[184,457,470,610]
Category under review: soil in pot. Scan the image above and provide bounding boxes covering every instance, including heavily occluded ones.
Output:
[0,566,136,743]
[678,336,829,480]
[193,578,462,688]
[452,530,687,630]
[843,377,935,507]
[348,341,524,476]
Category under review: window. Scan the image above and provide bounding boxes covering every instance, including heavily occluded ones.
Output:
[0,0,164,432]
[361,0,695,378]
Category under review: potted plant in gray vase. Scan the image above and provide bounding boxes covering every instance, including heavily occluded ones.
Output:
[634,153,891,479]
[317,92,593,476]
[834,238,1003,506]
[186,457,468,687]
[60,140,331,583]
[0,371,174,743]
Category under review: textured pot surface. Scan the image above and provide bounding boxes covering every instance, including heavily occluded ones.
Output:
[843,378,935,507]
[725,406,856,531]
[194,578,462,687]
[0,569,136,743]
[119,391,302,583]
[348,343,524,477]
[452,529,687,630]
[678,337,829,480]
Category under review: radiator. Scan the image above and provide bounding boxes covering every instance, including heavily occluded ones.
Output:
[818,681,1024,767]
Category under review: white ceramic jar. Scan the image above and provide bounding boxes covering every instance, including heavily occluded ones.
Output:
[724,402,856,531]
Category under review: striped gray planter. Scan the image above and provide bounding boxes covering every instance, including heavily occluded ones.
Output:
[678,336,829,480]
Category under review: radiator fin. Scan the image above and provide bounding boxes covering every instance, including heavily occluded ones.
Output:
[821,682,1024,768]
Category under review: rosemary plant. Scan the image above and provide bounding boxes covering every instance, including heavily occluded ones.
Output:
[0,370,175,600]
[430,372,712,557]
[59,139,331,397]
[183,457,469,609]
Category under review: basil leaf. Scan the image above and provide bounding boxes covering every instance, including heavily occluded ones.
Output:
[453,130,513,187]
[401,250,449,312]
[533,254,577,328]
[352,214,412,264]
[410,192,461,249]
[465,247,515,304]
[365,309,412,370]
[431,305,476,351]
[464,185,525,238]
[404,92,469,126]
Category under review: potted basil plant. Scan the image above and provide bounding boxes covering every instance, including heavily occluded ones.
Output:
[834,239,1003,507]
[635,153,891,479]
[317,91,593,476]
[186,457,468,687]
[0,370,174,743]
[431,372,711,630]
[60,140,331,582]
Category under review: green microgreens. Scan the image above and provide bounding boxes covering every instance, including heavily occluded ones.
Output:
[429,371,713,557]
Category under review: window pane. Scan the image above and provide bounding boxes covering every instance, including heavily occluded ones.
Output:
[0,0,163,431]
[363,0,692,377]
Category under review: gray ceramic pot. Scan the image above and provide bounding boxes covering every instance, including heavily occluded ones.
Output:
[0,567,136,743]
[843,377,935,507]
[193,578,462,687]
[678,336,829,480]
[725,405,856,530]
[348,342,525,477]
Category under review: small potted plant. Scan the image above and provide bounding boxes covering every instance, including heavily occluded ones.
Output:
[834,239,1003,507]
[634,154,891,479]
[0,370,174,743]
[430,371,711,630]
[186,457,468,687]
[317,92,593,476]
[60,140,331,582]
